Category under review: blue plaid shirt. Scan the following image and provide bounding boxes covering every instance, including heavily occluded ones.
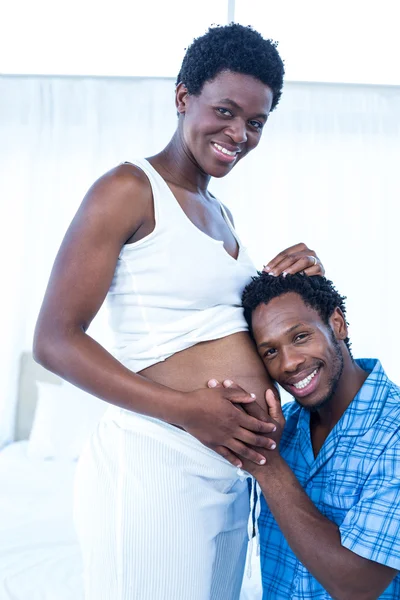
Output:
[259,359,400,599]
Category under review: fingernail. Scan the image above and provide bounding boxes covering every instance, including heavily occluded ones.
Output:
[236,462,242,468]
[282,271,287,278]
[269,271,276,277]
[224,379,233,387]
[270,443,277,450]
[272,426,277,431]
[259,459,266,465]
[209,379,217,387]
[263,265,271,272]
[250,393,256,399]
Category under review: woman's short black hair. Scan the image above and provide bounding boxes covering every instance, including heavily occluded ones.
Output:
[242,273,352,354]
[176,23,285,111]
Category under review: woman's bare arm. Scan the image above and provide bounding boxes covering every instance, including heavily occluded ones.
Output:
[33,164,277,465]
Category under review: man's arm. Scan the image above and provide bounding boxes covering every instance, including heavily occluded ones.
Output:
[256,455,398,600]
[209,383,399,599]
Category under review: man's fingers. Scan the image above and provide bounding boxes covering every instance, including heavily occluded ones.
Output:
[265,388,285,428]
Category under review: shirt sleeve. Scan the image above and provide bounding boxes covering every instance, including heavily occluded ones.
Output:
[339,436,400,570]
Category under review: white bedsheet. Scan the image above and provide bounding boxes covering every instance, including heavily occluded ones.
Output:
[0,442,262,600]
[0,442,83,600]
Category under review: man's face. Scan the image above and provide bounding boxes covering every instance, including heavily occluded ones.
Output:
[251,293,345,410]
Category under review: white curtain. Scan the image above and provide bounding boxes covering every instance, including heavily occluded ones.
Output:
[1,75,399,443]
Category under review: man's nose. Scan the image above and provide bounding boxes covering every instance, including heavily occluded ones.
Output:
[281,347,306,373]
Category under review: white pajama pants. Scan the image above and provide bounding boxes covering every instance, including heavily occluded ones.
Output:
[73,407,251,600]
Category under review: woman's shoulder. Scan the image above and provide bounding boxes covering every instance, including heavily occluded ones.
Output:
[96,161,151,196]
[72,162,154,244]
[81,162,153,218]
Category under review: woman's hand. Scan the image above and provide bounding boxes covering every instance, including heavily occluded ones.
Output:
[180,386,278,468]
[210,378,285,432]
[203,379,285,472]
[263,242,325,277]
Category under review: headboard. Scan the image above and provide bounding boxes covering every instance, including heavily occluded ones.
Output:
[15,352,62,441]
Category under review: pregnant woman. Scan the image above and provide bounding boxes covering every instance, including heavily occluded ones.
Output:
[34,23,324,600]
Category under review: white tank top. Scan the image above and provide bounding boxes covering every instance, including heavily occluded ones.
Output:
[107,158,257,372]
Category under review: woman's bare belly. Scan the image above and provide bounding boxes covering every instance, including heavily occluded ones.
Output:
[139,331,273,411]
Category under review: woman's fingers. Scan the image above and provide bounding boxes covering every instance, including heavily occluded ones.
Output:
[208,379,223,388]
[263,243,309,273]
[237,395,270,421]
[215,441,269,467]
[263,243,325,277]
[227,439,270,464]
[265,253,320,277]
[236,427,277,450]
[238,410,277,435]
[214,445,243,469]
[302,258,325,276]
[208,378,256,403]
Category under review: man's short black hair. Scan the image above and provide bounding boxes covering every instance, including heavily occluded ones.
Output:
[242,273,352,354]
[176,23,285,111]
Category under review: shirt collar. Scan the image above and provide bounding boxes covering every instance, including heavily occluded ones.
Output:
[296,359,390,438]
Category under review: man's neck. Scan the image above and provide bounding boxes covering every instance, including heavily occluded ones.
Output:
[310,358,368,457]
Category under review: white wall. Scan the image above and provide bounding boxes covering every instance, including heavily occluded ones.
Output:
[236,0,400,85]
[2,0,400,84]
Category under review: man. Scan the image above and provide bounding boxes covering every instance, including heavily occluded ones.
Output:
[211,273,400,599]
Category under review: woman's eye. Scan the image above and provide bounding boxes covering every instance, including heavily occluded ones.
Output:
[216,107,233,117]
[249,120,264,130]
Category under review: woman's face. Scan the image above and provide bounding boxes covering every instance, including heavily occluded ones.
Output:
[176,70,274,178]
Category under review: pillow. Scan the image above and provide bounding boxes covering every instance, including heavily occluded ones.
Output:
[28,380,107,461]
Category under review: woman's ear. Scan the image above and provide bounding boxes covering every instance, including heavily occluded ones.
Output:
[329,307,348,341]
[175,82,189,114]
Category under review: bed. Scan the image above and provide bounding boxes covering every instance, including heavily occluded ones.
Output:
[0,353,262,600]
[0,354,84,600]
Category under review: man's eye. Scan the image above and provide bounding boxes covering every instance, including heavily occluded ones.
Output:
[263,348,276,359]
[216,107,232,117]
[295,334,309,343]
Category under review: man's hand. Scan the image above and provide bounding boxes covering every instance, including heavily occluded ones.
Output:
[240,387,284,477]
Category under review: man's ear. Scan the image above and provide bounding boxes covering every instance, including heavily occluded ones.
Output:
[175,82,189,114]
[329,307,348,341]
